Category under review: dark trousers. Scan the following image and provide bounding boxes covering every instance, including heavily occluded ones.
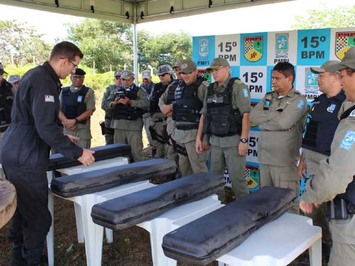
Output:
[4,166,51,265]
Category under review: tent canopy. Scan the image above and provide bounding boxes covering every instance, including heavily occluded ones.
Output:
[0,0,295,74]
[0,0,294,24]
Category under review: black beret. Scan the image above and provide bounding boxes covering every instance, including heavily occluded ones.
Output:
[74,68,86,76]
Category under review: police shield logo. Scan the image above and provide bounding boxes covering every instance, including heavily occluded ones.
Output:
[244,36,263,62]
[275,33,289,59]
[198,38,209,59]
[340,130,355,151]
[335,31,355,60]
[244,165,259,192]
[305,68,319,100]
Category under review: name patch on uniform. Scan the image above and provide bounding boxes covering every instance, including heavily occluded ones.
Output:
[297,100,305,110]
[77,95,83,102]
[327,103,336,113]
[340,130,355,151]
[45,95,54,102]
[243,88,248,98]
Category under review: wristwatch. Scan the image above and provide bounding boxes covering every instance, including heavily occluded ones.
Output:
[75,118,80,124]
[240,138,248,144]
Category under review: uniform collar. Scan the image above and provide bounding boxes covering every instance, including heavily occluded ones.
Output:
[272,87,296,98]
[215,75,232,89]
[42,61,62,91]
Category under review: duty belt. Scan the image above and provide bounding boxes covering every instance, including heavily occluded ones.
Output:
[153,117,167,122]
[176,124,198,130]
[326,197,355,220]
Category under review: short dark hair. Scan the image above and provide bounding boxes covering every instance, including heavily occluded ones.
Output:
[50,41,84,61]
[273,62,295,83]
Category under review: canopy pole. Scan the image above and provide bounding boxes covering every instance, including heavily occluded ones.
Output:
[132,4,138,79]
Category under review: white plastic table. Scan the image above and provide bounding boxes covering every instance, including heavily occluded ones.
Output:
[46,156,157,266]
[217,212,322,266]
[138,194,224,266]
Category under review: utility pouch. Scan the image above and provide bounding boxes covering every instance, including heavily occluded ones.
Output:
[326,197,349,220]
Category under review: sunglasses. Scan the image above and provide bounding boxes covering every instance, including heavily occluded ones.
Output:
[158,73,167,77]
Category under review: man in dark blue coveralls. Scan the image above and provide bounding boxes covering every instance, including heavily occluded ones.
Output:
[0,41,95,266]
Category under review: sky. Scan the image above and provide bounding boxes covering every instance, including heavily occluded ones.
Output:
[0,0,354,43]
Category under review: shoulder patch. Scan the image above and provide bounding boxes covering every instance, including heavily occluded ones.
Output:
[349,110,355,117]
[202,81,209,87]
[45,95,54,103]
[340,130,355,151]
[242,88,249,98]
[297,99,305,110]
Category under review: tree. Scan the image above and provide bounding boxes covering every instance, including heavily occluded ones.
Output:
[68,19,133,73]
[68,19,192,73]
[0,20,51,66]
[292,4,355,29]
[138,31,192,72]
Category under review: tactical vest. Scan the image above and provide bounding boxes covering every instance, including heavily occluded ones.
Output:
[112,85,144,120]
[166,80,180,104]
[0,80,14,131]
[62,86,89,124]
[302,92,345,155]
[203,78,242,137]
[104,85,117,121]
[172,77,203,124]
[150,81,172,114]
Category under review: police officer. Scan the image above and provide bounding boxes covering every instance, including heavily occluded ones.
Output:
[7,74,21,94]
[172,59,208,176]
[196,58,251,200]
[149,65,174,158]
[250,62,308,212]
[101,70,122,145]
[159,60,183,157]
[140,69,155,155]
[300,46,355,266]
[0,41,95,266]
[59,68,96,148]
[107,70,149,162]
[298,60,345,261]
[158,60,183,176]
[0,62,14,147]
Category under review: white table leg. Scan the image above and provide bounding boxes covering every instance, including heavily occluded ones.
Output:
[105,228,113,243]
[73,202,84,243]
[309,237,322,266]
[78,195,104,266]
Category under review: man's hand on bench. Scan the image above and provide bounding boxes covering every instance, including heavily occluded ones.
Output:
[78,149,95,166]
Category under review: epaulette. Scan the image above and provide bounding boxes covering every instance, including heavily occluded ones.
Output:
[202,80,209,87]
[234,79,243,86]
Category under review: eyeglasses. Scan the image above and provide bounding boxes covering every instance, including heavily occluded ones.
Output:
[68,60,79,69]
[60,57,78,69]
[158,73,167,77]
